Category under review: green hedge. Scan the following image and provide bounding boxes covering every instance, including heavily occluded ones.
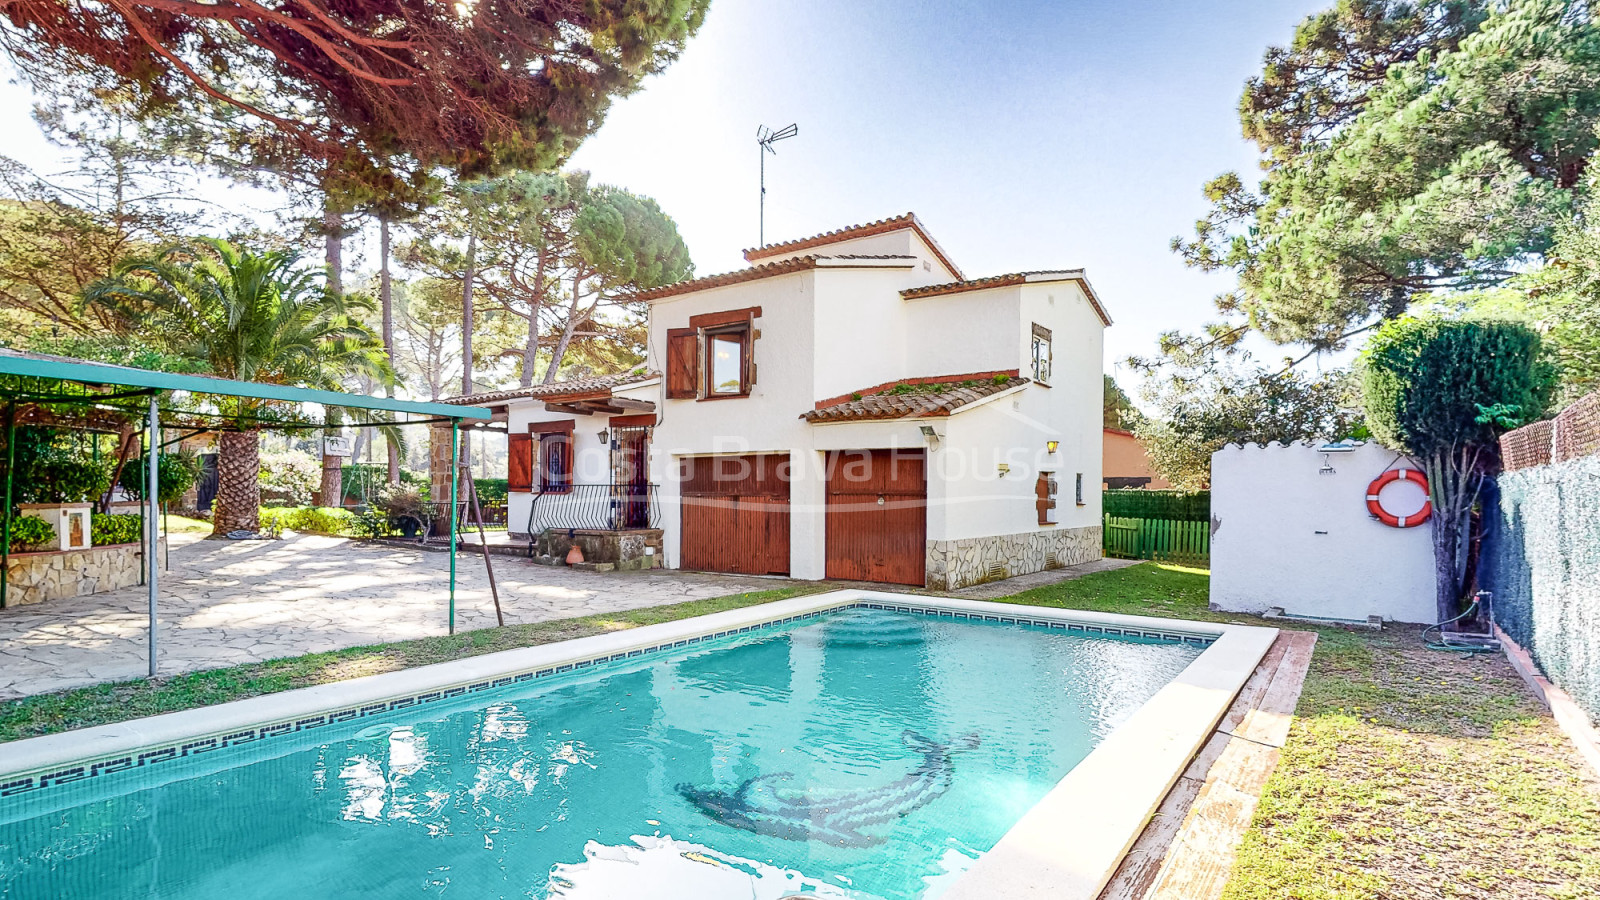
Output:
[5,515,56,552]
[1484,456,1600,724]
[474,478,508,502]
[259,506,357,536]
[92,514,143,546]
[1103,489,1210,522]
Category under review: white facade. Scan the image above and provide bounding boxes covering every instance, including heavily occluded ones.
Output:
[1210,441,1437,624]
[473,215,1109,588]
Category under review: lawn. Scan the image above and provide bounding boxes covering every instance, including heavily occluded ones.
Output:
[2,562,1596,899]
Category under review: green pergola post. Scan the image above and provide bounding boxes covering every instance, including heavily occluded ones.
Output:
[146,392,160,678]
[1,400,15,610]
[448,418,459,636]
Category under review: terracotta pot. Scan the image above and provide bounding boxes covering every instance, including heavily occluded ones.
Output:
[565,543,585,565]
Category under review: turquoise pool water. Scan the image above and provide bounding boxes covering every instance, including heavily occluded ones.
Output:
[0,608,1202,899]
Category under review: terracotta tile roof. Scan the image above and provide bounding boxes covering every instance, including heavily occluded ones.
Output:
[635,255,915,303]
[802,371,1023,423]
[742,213,965,280]
[441,371,658,406]
[901,270,1114,327]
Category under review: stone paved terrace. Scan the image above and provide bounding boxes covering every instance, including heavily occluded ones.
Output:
[0,533,776,699]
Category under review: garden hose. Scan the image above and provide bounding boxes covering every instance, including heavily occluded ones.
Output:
[1423,595,1494,655]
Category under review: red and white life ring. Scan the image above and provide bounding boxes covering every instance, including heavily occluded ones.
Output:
[1366,468,1432,528]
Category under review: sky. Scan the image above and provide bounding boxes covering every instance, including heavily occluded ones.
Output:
[0,0,1329,388]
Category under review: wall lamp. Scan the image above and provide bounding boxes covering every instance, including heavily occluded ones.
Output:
[1047,440,1059,454]
[919,424,941,448]
[597,429,609,446]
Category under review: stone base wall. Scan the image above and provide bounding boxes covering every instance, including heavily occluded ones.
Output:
[534,529,664,571]
[3,539,164,607]
[925,526,1101,591]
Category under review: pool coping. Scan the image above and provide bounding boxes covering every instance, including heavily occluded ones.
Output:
[0,590,1275,899]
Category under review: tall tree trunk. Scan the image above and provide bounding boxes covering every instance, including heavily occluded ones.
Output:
[461,229,476,396]
[320,193,344,504]
[381,216,400,485]
[520,245,547,387]
[214,430,262,534]
[543,273,583,384]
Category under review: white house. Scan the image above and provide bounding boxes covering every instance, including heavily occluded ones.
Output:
[447,213,1110,590]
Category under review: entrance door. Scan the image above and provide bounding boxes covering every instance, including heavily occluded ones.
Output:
[679,454,791,575]
[610,426,652,529]
[826,449,927,585]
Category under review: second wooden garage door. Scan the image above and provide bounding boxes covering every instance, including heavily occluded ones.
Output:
[679,454,791,576]
[826,449,927,586]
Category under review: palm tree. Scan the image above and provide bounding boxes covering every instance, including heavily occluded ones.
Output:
[85,238,389,533]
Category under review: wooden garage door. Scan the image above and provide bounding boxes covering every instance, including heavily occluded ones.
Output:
[826,449,927,585]
[680,454,791,576]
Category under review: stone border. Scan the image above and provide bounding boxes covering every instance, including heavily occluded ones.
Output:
[0,591,1275,899]
[1495,624,1600,778]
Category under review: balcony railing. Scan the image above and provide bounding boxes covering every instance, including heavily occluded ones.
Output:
[527,483,661,536]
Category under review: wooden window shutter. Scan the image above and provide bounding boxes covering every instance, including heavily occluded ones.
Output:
[1036,472,1056,525]
[666,328,699,399]
[507,434,533,492]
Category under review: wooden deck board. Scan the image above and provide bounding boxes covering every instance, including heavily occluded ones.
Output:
[1097,629,1317,900]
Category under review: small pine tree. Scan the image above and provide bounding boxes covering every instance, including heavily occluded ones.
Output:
[1360,316,1557,621]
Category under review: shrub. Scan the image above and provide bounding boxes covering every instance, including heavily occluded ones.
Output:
[257,506,356,536]
[6,515,56,552]
[92,513,144,546]
[1103,490,1210,521]
[347,506,393,539]
[474,478,509,502]
[259,449,321,507]
[374,485,431,537]
[118,452,201,505]
[2,426,114,504]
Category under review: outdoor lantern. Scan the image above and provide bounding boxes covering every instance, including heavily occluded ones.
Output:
[598,429,610,445]
[1047,440,1060,454]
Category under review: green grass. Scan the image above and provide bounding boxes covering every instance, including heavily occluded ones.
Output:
[4,561,1597,898]
[0,585,822,743]
[161,513,214,534]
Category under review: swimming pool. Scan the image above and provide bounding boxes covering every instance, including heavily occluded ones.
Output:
[0,592,1274,899]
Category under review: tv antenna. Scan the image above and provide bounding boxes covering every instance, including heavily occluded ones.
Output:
[757,123,798,247]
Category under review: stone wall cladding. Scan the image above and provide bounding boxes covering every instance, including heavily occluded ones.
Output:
[3,540,163,606]
[926,526,1101,590]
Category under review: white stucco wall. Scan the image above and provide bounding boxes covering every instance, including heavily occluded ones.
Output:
[1210,441,1437,624]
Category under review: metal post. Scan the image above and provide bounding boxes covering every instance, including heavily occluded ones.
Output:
[1,400,15,610]
[448,418,459,635]
[147,393,160,678]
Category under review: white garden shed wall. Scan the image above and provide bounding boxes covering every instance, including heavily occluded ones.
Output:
[1210,441,1437,624]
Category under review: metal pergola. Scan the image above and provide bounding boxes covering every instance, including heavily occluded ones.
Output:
[0,349,491,677]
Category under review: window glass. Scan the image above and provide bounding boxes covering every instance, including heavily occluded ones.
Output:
[1032,333,1052,383]
[710,330,745,394]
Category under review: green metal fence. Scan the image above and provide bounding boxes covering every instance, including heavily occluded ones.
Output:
[1103,515,1210,565]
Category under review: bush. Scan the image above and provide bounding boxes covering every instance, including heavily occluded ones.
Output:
[257,506,356,536]
[92,513,144,546]
[347,506,393,539]
[374,485,431,537]
[118,452,201,505]
[2,426,114,504]
[259,449,321,507]
[1103,490,1210,521]
[474,478,509,502]
[6,515,56,552]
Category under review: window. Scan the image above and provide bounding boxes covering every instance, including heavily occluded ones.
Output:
[1031,323,1053,384]
[707,327,749,395]
[665,307,761,400]
[1076,472,1085,506]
